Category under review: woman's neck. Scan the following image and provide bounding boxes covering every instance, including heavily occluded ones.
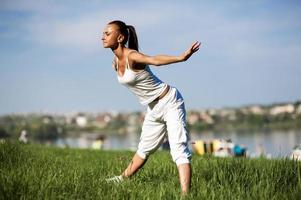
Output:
[113,45,126,60]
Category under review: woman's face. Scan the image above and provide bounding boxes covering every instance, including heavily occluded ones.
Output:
[102,24,121,49]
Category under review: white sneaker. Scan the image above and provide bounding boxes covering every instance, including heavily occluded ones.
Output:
[105,175,124,183]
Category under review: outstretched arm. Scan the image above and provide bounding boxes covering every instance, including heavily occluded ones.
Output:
[130,41,201,67]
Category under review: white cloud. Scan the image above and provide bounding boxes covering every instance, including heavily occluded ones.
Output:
[2,1,301,65]
[168,6,301,69]
[4,1,180,53]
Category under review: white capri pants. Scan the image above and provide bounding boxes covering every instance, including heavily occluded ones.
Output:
[137,87,192,166]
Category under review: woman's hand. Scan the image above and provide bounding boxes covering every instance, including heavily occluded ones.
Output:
[181,41,201,61]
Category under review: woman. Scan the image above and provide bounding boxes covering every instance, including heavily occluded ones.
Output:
[102,20,200,194]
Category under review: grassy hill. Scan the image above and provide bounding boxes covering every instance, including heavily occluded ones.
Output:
[1,142,301,199]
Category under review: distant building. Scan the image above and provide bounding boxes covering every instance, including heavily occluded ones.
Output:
[188,112,200,124]
[249,106,264,115]
[94,113,112,128]
[208,109,218,116]
[199,112,214,124]
[76,115,87,127]
[270,104,294,115]
[219,109,236,118]
[296,104,301,115]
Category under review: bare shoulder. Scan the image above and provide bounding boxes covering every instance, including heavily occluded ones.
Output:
[127,50,147,70]
[128,50,149,63]
[128,50,142,59]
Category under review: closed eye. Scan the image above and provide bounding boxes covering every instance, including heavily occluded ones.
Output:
[103,31,114,36]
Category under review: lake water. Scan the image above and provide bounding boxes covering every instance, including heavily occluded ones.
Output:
[190,130,301,158]
[55,130,301,158]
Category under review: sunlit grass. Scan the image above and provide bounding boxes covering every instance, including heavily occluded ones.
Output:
[0,142,300,199]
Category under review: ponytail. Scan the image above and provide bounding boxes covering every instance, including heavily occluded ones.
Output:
[127,25,139,51]
[108,20,139,51]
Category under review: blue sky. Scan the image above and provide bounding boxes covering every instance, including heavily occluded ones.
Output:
[0,0,301,115]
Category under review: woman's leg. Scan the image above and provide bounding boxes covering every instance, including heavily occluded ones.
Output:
[164,88,192,193]
[177,163,191,194]
[107,104,166,183]
[122,104,166,177]
[122,153,146,177]
[106,153,147,183]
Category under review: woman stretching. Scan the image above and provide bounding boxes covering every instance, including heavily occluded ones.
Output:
[102,20,200,194]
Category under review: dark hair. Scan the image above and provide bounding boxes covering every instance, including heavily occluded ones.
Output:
[108,20,139,51]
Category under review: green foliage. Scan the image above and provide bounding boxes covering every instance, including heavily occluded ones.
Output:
[0,127,9,138]
[102,116,127,134]
[0,115,66,142]
[1,142,300,199]
[191,121,213,131]
[32,123,59,141]
[189,111,301,132]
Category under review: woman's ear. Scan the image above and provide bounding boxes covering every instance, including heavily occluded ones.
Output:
[117,34,125,43]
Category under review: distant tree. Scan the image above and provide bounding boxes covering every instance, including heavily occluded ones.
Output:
[33,123,59,142]
[0,127,9,138]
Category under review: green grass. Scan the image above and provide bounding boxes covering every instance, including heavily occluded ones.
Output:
[0,142,301,200]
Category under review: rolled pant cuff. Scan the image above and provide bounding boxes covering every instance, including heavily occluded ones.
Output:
[136,150,147,160]
[175,157,191,166]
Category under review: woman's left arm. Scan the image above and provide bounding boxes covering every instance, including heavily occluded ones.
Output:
[130,41,201,67]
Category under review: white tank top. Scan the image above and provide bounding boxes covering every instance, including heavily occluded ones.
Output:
[116,50,168,105]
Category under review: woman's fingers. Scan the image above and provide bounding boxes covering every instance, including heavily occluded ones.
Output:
[192,41,199,47]
[182,41,201,61]
[193,41,201,49]
[190,41,201,52]
[191,42,200,53]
